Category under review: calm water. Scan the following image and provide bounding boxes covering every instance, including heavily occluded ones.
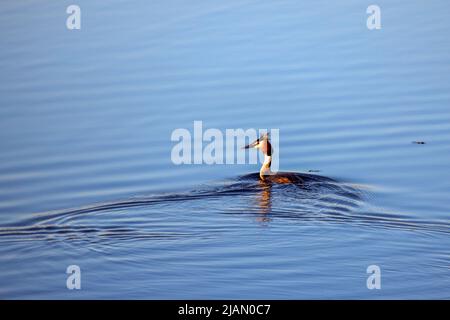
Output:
[0,1,449,299]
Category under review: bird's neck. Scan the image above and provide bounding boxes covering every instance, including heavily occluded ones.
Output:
[260,154,272,180]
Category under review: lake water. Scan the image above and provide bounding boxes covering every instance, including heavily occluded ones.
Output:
[0,0,449,299]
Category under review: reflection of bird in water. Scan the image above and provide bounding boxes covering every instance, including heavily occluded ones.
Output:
[257,179,272,217]
[244,133,304,184]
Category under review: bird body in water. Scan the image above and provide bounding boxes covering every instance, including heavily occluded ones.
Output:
[244,134,304,184]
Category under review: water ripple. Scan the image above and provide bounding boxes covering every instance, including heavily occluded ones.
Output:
[0,173,447,247]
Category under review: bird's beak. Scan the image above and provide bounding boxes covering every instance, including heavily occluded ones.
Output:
[243,140,259,149]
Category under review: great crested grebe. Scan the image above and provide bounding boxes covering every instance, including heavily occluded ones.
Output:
[244,133,304,184]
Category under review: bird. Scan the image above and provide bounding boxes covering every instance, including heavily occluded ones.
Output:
[243,133,304,184]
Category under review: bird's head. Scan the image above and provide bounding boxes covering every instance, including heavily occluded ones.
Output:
[243,133,272,156]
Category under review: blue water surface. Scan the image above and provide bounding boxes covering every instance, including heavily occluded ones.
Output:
[0,0,449,299]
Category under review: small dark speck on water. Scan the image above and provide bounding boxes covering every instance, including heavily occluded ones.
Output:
[308,170,321,172]
[412,141,426,144]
